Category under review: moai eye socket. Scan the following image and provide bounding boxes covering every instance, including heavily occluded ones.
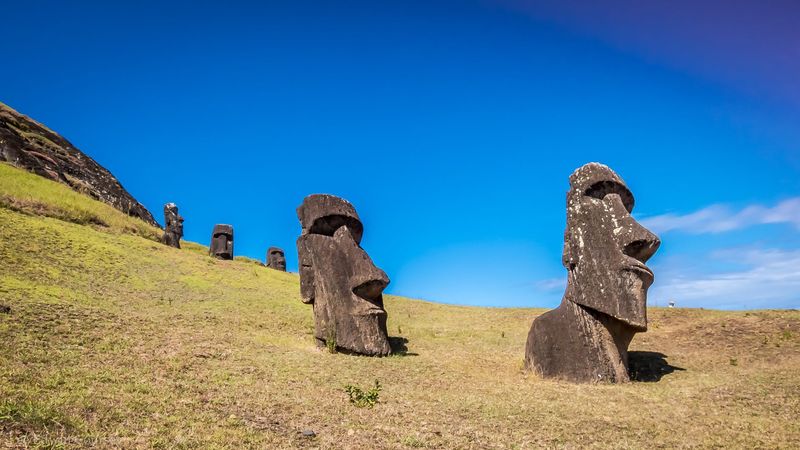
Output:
[584,180,634,212]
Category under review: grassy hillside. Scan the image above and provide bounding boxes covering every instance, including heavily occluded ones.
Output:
[1,162,799,449]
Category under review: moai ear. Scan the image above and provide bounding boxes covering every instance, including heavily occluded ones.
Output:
[297,235,315,304]
[562,192,579,270]
[562,230,580,270]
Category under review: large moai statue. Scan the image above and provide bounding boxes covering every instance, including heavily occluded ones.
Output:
[266,247,287,271]
[209,224,234,259]
[161,203,184,248]
[525,163,661,383]
[296,194,392,356]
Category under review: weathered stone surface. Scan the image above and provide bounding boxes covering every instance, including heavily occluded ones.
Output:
[296,194,391,356]
[266,247,286,271]
[162,203,184,248]
[525,163,660,383]
[210,224,234,259]
[0,102,157,226]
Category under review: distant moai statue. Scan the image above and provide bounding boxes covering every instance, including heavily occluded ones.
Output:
[266,247,287,271]
[209,224,234,259]
[161,203,184,248]
[525,163,661,383]
[296,194,392,356]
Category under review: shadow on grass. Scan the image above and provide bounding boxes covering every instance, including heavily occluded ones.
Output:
[628,351,685,382]
[389,336,418,356]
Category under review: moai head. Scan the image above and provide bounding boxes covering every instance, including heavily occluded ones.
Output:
[562,163,660,330]
[266,247,286,271]
[296,194,391,356]
[162,203,184,249]
[210,224,234,260]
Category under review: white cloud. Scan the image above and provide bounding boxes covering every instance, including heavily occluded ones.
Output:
[534,277,566,291]
[649,248,800,309]
[640,197,800,234]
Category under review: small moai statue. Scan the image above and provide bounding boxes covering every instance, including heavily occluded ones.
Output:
[296,194,392,356]
[209,224,234,259]
[161,203,184,249]
[524,163,661,383]
[266,247,287,271]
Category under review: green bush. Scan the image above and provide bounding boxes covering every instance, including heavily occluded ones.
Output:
[344,380,382,408]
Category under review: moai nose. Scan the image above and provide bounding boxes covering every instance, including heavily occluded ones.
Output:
[351,253,390,302]
[333,225,390,302]
[620,218,661,264]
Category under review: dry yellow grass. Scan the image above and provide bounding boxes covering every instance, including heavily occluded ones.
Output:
[1,164,799,449]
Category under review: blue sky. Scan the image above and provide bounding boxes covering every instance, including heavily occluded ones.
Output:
[2,1,798,309]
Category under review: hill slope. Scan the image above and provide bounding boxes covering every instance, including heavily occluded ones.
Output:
[1,163,799,449]
[0,102,157,226]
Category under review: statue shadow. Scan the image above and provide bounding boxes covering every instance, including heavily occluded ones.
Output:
[628,351,685,382]
[389,336,418,357]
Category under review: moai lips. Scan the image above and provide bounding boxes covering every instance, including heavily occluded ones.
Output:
[525,163,660,383]
[266,247,286,271]
[210,224,234,260]
[162,203,184,249]
[296,194,392,356]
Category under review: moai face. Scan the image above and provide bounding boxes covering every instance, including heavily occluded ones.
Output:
[162,203,184,249]
[266,247,286,271]
[210,224,234,260]
[562,163,660,330]
[296,194,391,356]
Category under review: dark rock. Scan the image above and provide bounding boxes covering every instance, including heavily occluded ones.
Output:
[266,247,286,271]
[0,305,10,314]
[210,224,234,259]
[524,163,661,383]
[161,203,184,248]
[0,102,157,226]
[301,429,316,438]
[296,194,391,356]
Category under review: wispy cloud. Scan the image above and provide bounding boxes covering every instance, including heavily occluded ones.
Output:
[640,197,800,234]
[534,277,566,292]
[650,247,800,310]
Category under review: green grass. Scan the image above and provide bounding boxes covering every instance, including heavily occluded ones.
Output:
[1,163,799,448]
[0,163,159,240]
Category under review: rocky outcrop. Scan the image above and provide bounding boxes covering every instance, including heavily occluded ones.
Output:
[0,102,157,226]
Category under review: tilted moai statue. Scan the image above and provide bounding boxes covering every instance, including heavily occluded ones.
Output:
[296,194,392,356]
[161,203,184,248]
[266,247,286,271]
[209,224,234,259]
[525,163,661,383]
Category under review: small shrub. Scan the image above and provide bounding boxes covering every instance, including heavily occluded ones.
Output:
[729,358,738,366]
[344,380,382,408]
[326,328,337,354]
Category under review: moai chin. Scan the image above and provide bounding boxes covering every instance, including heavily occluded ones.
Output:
[162,203,184,249]
[266,247,286,271]
[209,224,234,260]
[524,163,661,383]
[296,194,392,356]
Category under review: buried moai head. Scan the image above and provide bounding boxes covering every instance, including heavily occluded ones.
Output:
[296,194,391,356]
[266,247,286,271]
[562,163,660,329]
[162,203,184,248]
[525,163,660,382]
[209,224,234,259]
